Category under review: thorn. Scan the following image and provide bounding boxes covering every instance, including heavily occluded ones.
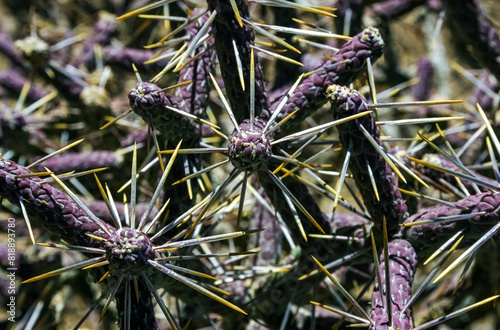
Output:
[130,143,138,229]
[398,188,464,210]
[18,197,35,245]
[94,174,121,229]
[117,0,177,20]
[174,11,216,72]
[23,91,58,115]
[271,111,371,145]
[264,74,305,133]
[236,172,249,230]
[382,216,392,328]
[23,256,106,283]
[138,140,182,231]
[27,139,85,169]
[100,276,124,322]
[433,223,500,284]
[413,295,500,330]
[371,232,385,312]
[148,260,247,314]
[365,161,380,202]
[142,274,180,329]
[99,109,134,130]
[173,160,229,185]
[376,116,464,126]
[401,235,464,315]
[309,301,370,324]
[333,141,351,213]
[229,0,243,27]
[251,45,303,66]
[366,57,377,105]
[311,256,374,325]
[243,18,301,54]
[266,168,325,234]
[251,22,349,39]
[359,124,407,184]
[249,48,255,129]
[209,73,240,132]
[408,156,500,190]
[48,169,113,237]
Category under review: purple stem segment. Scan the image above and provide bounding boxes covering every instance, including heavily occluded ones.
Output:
[33,151,122,174]
[327,84,408,238]
[402,192,500,259]
[0,157,113,246]
[264,26,385,135]
[370,238,417,330]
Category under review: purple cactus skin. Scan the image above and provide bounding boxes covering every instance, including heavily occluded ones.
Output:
[327,84,408,238]
[33,151,122,174]
[128,81,172,112]
[370,238,417,330]
[264,26,385,135]
[228,119,272,171]
[402,192,500,259]
[104,228,159,329]
[446,0,500,81]
[0,157,113,246]
[5,0,500,328]
[128,81,199,144]
[207,0,271,123]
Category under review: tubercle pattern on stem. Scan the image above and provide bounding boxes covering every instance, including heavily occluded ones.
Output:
[0,157,113,246]
[402,192,500,258]
[263,26,385,135]
[128,81,199,144]
[327,84,408,238]
[370,238,417,330]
